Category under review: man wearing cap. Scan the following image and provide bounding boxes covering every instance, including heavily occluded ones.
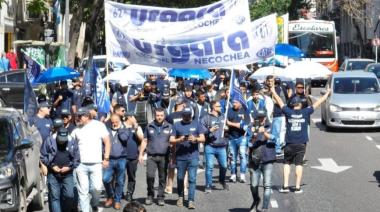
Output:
[138,108,172,206]
[157,88,171,113]
[248,110,275,212]
[287,81,312,109]
[123,112,144,202]
[40,127,80,212]
[103,114,130,209]
[226,99,250,183]
[204,80,217,102]
[169,107,205,209]
[53,81,75,117]
[30,101,53,142]
[246,84,266,120]
[183,85,199,120]
[61,109,76,133]
[270,84,331,194]
[201,100,229,193]
[72,78,85,113]
[71,107,111,211]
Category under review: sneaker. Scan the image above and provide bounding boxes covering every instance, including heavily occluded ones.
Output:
[240,174,246,183]
[125,193,133,202]
[294,187,303,194]
[279,186,290,193]
[145,196,153,205]
[176,197,184,207]
[221,182,229,191]
[164,188,172,194]
[205,187,212,194]
[188,201,196,209]
[229,174,236,183]
[158,198,165,206]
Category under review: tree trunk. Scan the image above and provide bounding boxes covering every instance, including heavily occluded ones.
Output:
[67,0,87,67]
[86,0,104,71]
[352,18,365,57]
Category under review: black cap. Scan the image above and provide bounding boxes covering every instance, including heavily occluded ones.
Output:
[185,85,193,91]
[57,127,69,143]
[162,89,170,98]
[61,109,71,116]
[182,107,192,116]
[76,107,90,116]
[87,104,98,111]
[256,110,267,118]
[82,96,94,106]
[38,101,51,108]
[53,118,64,128]
[290,96,303,106]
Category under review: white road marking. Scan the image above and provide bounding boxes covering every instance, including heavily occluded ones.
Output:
[270,200,279,208]
[365,136,374,141]
[376,145,380,150]
[312,118,321,123]
[311,158,352,174]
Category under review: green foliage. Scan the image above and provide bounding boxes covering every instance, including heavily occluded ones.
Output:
[250,0,291,20]
[27,0,48,17]
[123,0,218,8]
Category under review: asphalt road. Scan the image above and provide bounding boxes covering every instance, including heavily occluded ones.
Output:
[33,89,380,212]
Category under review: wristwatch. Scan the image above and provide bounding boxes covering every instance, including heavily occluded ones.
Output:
[104,157,109,161]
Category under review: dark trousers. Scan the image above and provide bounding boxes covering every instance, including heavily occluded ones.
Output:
[126,159,138,196]
[146,155,168,198]
[47,173,75,212]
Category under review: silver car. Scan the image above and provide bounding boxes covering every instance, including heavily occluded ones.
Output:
[321,71,380,129]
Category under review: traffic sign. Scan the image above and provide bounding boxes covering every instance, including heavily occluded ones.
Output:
[372,38,380,46]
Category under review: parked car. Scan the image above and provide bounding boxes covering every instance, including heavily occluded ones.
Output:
[79,55,129,77]
[364,63,380,79]
[0,70,40,109]
[321,71,380,130]
[338,58,375,72]
[0,108,45,211]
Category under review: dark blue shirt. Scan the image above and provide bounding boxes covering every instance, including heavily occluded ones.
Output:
[227,107,250,139]
[72,88,85,110]
[125,127,140,160]
[171,120,204,160]
[283,106,314,144]
[166,111,184,125]
[109,127,129,159]
[31,116,53,142]
[144,121,172,155]
[54,90,74,116]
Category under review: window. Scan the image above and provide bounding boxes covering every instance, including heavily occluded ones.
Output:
[6,72,25,83]
[0,76,5,82]
[0,118,12,162]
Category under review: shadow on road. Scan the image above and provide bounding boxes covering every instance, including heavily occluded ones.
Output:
[372,171,380,187]
[229,208,249,212]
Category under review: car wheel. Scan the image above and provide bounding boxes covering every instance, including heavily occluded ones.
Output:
[0,98,5,107]
[18,185,27,212]
[30,174,45,210]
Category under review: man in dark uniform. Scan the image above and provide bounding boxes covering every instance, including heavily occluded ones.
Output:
[30,101,53,142]
[61,109,76,133]
[170,107,205,209]
[138,108,172,206]
[53,81,75,117]
[123,112,144,202]
[71,78,85,113]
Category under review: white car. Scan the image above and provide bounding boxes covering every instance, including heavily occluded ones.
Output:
[338,58,375,72]
[80,55,129,77]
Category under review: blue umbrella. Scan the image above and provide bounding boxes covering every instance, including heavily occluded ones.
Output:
[36,67,80,83]
[168,68,211,79]
[275,43,305,58]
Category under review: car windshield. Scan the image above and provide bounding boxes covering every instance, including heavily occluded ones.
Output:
[367,65,380,78]
[347,61,373,71]
[334,77,380,94]
[0,118,12,162]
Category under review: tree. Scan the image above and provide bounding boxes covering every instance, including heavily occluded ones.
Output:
[249,0,291,20]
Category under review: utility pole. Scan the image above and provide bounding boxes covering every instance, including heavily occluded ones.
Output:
[65,0,70,62]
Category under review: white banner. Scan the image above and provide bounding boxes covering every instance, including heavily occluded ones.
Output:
[105,14,278,68]
[105,0,250,40]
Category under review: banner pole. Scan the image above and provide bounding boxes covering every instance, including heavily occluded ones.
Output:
[104,0,110,94]
[221,69,234,138]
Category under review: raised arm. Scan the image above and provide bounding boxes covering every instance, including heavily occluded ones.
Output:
[312,88,331,109]
[270,86,285,109]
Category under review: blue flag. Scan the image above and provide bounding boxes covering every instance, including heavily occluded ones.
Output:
[230,70,247,110]
[95,67,111,114]
[23,53,41,84]
[24,73,38,120]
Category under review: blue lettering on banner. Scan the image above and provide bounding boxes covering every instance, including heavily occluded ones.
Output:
[194,51,250,64]
[124,3,225,25]
[112,51,130,58]
[256,48,273,58]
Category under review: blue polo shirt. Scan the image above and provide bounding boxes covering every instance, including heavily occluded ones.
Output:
[30,116,53,142]
[171,120,204,161]
[283,106,314,144]
[144,121,172,155]
[227,107,250,139]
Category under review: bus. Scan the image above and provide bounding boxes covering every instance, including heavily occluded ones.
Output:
[288,19,339,72]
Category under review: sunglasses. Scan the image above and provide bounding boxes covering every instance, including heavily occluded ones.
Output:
[296,87,304,89]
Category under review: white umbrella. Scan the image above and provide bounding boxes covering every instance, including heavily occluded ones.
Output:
[284,61,332,80]
[103,68,146,86]
[250,66,288,82]
[223,64,250,72]
[126,64,167,76]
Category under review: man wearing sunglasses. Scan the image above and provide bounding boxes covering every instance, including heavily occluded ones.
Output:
[288,81,312,109]
[61,109,76,133]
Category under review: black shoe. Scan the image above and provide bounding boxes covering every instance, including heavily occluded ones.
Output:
[92,206,99,212]
[145,196,153,205]
[158,198,165,206]
[249,198,260,211]
[126,193,133,202]
[221,183,229,191]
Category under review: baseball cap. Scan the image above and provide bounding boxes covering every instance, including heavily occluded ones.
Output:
[182,107,192,116]
[162,89,170,98]
[256,110,267,118]
[57,127,69,143]
[76,107,90,116]
[53,118,64,128]
[185,85,193,91]
[61,109,71,116]
[38,101,51,108]
[290,96,303,106]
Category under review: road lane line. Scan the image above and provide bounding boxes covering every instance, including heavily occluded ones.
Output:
[365,136,374,141]
[271,200,279,208]
[376,145,380,150]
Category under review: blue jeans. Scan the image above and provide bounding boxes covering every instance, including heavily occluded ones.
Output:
[102,158,127,203]
[205,145,227,188]
[229,137,248,175]
[272,116,283,154]
[47,173,75,212]
[249,163,273,209]
[176,158,198,201]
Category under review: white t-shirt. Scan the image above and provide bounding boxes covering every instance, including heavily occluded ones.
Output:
[71,120,109,163]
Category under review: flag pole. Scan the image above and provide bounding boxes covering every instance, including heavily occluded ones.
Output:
[221,69,234,138]
[104,0,110,94]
